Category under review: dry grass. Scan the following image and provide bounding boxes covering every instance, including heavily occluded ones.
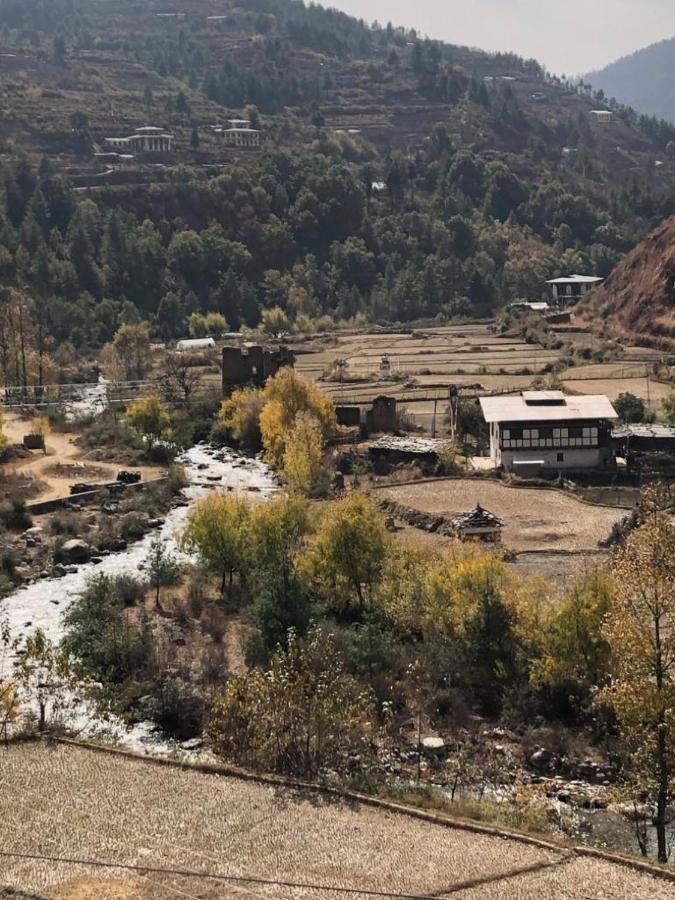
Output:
[0,743,672,899]
[379,479,624,552]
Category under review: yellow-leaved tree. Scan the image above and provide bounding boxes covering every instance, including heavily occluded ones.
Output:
[282,410,326,496]
[599,490,675,863]
[259,369,336,468]
[125,393,171,448]
[181,493,251,598]
[304,492,388,616]
[218,386,264,451]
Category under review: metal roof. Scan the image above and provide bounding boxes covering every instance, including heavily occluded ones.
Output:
[480,393,618,424]
[546,274,604,285]
[613,424,675,439]
[368,436,446,454]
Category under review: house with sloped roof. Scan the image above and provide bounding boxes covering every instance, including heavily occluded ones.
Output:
[479,391,618,474]
[546,274,603,307]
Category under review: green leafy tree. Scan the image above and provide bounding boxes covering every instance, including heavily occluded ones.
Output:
[209,625,375,778]
[615,392,650,424]
[181,493,251,598]
[125,393,171,448]
[145,535,180,610]
[306,493,388,617]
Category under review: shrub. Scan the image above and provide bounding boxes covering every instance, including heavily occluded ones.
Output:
[0,499,33,531]
[146,677,204,740]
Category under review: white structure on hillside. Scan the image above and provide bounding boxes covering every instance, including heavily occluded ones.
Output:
[105,126,174,153]
[480,391,618,473]
[219,119,261,148]
[546,274,603,306]
[590,109,613,125]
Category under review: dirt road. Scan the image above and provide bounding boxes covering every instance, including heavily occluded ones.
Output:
[3,414,163,503]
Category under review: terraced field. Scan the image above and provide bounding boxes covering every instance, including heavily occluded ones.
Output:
[379,479,624,552]
[0,743,672,899]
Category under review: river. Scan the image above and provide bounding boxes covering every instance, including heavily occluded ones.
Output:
[0,442,278,753]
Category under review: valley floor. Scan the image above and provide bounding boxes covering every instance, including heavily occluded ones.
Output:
[0,743,672,899]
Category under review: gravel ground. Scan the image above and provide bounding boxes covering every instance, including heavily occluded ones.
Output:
[0,744,672,899]
[380,480,624,552]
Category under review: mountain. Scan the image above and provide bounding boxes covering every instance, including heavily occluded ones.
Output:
[581,215,675,353]
[2,0,675,355]
[587,37,675,125]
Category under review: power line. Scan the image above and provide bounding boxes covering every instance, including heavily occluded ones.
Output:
[0,850,446,899]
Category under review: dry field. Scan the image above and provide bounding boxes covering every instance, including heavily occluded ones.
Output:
[563,375,672,410]
[296,326,561,383]
[0,743,672,899]
[294,325,674,430]
[379,479,624,552]
[293,325,561,430]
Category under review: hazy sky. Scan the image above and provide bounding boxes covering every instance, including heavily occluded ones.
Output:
[326,0,675,74]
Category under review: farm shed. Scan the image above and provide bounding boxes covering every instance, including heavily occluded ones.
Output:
[613,423,675,454]
[480,391,618,474]
[368,435,445,466]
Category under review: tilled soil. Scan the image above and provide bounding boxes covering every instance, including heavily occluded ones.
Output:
[0,744,673,899]
[379,479,624,552]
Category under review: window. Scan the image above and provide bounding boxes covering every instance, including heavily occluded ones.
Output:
[568,426,583,439]
[557,452,564,463]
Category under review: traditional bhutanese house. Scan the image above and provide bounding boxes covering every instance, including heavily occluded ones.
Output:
[546,274,604,306]
[449,505,504,543]
[590,109,613,125]
[105,126,174,153]
[479,391,618,474]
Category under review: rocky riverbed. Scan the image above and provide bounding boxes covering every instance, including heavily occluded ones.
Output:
[0,442,278,754]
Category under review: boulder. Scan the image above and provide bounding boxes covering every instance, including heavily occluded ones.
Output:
[59,539,91,564]
[529,748,556,771]
[421,736,446,754]
[179,738,203,752]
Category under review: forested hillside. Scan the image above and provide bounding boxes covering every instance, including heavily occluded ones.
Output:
[588,38,675,126]
[1,0,675,357]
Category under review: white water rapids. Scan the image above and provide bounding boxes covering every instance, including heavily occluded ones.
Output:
[0,443,278,754]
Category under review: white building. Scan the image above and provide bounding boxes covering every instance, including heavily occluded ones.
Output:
[105,126,174,153]
[480,391,618,473]
[546,274,603,306]
[219,120,261,148]
[590,109,613,125]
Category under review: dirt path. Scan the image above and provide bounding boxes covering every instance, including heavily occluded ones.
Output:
[3,413,164,503]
